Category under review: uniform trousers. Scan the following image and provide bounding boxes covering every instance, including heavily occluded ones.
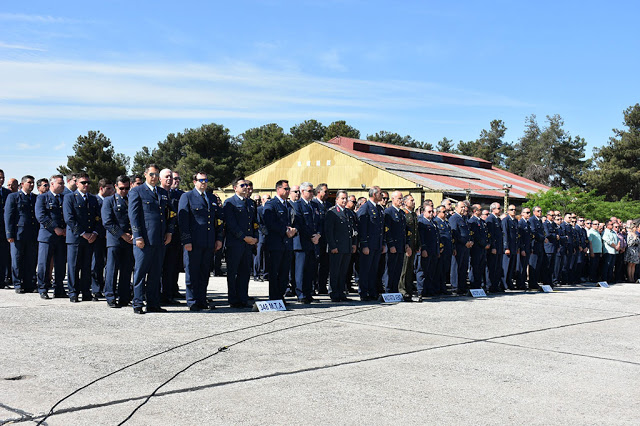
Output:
[184,246,214,307]
[67,239,94,299]
[10,239,37,291]
[104,242,134,304]
[132,244,164,309]
[37,236,66,294]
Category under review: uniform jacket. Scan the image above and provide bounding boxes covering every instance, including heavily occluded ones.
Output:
[543,220,559,254]
[449,212,470,250]
[178,189,223,248]
[292,199,318,252]
[384,205,408,250]
[102,193,132,247]
[223,194,258,248]
[63,190,101,244]
[501,215,518,253]
[433,216,453,253]
[35,191,65,243]
[357,200,384,251]
[485,213,503,252]
[128,184,174,246]
[263,197,295,251]
[4,190,38,241]
[468,215,488,253]
[324,205,354,254]
[418,215,440,256]
[403,209,420,251]
[0,186,11,235]
[528,215,545,251]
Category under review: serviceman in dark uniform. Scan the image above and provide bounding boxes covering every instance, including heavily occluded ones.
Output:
[357,186,384,301]
[560,213,576,284]
[63,173,101,302]
[102,175,134,308]
[292,182,319,304]
[92,178,113,299]
[527,206,546,290]
[128,165,174,313]
[178,172,223,311]
[263,180,297,303]
[433,205,453,295]
[0,169,11,288]
[325,190,356,302]
[4,175,38,293]
[399,194,419,301]
[254,194,270,281]
[485,202,504,293]
[543,211,559,287]
[382,191,411,294]
[554,213,567,285]
[223,178,258,308]
[35,174,67,299]
[159,168,181,305]
[311,183,329,295]
[468,204,489,290]
[575,217,587,282]
[501,204,519,290]
[344,196,359,292]
[449,201,472,294]
[516,208,532,289]
[416,202,440,299]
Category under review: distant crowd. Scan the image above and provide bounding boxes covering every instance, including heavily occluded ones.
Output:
[1,167,638,314]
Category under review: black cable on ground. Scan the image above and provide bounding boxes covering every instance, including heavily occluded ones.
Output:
[35,303,386,425]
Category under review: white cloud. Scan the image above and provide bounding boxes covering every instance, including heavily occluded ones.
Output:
[0,42,46,51]
[53,142,66,151]
[0,59,531,122]
[0,13,73,23]
[17,142,42,150]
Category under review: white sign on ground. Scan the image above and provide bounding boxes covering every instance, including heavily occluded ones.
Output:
[470,289,487,297]
[254,300,287,312]
[541,285,553,292]
[598,281,610,288]
[381,293,403,303]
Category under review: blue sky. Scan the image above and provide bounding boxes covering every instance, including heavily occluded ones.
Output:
[1,0,638,180]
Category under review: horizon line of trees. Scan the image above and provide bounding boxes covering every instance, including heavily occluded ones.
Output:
[57,104,640,203]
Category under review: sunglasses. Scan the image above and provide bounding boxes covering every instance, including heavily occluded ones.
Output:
[239,183,248,188]
[282,187,291,191]
[291,190,300,193]
[173,177,181,181]
[197,178,208,183]
[117,186,130,191]
[78,181,90,185]
[508,208,515,211]
[148,173,159,177]
[382,197,389,200]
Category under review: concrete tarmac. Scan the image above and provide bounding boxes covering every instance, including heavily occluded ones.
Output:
[1,277,639,425]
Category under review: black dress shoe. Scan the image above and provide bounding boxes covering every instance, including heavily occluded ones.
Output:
[133,307,145,314]
[402,294,413,302]
[247,296,255,301]
[54,292,68,299]
[160,297,180,306]
[92,294,100,301]
[417,296,424,303]
[317,288,329,295]
[330,298,341,302]
[107,300,120,308]
[15,288,25,294]
[146,306,167,313]
[189,304,202,312]
[40,292,51,300]
[70,296,79,303]
[173,293,186,300]
[94,292,104,298]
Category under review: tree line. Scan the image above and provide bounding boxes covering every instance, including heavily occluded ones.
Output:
[58,104,640,204]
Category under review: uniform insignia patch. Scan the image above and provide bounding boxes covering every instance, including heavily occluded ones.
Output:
[254,222,259,229]
[169,211,176,219]
[217,219,223,226]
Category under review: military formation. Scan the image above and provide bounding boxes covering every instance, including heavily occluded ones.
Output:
[1,167,639,314]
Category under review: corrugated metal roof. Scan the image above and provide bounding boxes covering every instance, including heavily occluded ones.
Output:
[320,137,549,200]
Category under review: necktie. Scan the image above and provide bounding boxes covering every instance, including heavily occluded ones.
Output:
[202,192,209,211]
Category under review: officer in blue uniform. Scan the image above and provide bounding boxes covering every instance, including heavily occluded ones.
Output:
[35,174,67,298]
[433,205,453,295]
[0,169,11,288]
[382,191,411,294]
[292,182,320,303]
[449,201,472,294]
[264,180,297,303]
[554,213,567,285]
[516,208,532,289]
[63,173,101,302]
[223,178,258,308]
[178,172,223,311]
[310,183,330,295]
[574,218,587,281]
[527,206,546,290]
[543,211,559,287]
[357,186,384,301]
[500,205,518,290]
[560,213,576,285]
[253,194,270,281]
[128,165,174,314]
[325,190,356,302]
[416,202,440,299]
[102,175,134,308]
[91,178,113,299]
[485,202,504,292]
[4,175,38,293]
[468,204,489,290]
[160,169,183,304]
